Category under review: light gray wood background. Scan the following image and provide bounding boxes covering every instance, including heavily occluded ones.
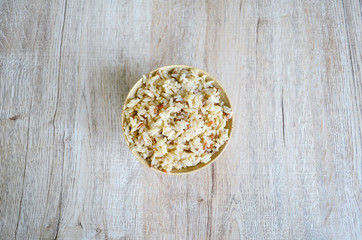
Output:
[0,0,361,239]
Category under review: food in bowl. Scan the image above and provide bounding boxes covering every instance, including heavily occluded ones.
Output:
[122,67,233,173]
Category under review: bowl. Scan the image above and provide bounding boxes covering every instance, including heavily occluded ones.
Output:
[121,65,234,175]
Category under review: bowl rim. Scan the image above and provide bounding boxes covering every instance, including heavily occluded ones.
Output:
[121,64,234,175]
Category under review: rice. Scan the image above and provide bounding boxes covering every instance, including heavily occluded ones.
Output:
[123,67,233,172]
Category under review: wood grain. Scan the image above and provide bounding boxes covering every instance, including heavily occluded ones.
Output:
[0,0,361,239]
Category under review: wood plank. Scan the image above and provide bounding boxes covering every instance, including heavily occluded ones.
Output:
[0,0,69,239]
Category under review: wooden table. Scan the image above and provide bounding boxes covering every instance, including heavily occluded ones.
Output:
[1,0,361,239]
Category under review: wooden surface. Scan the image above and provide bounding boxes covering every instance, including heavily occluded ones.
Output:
[0,0,361,239]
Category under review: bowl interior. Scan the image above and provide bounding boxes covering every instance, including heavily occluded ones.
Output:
[121,65,234,175]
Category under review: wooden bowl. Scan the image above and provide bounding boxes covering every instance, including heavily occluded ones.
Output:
[121,65,234,175]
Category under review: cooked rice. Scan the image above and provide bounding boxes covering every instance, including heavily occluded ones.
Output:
[123,67,233,172]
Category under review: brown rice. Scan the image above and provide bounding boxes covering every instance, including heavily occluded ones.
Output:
[123,67,232,172]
